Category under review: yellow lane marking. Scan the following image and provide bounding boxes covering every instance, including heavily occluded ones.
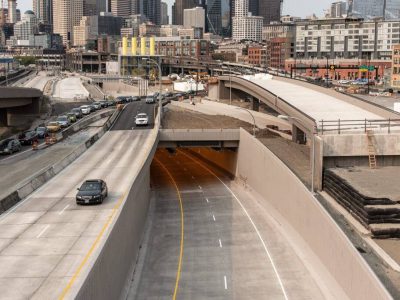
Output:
[58,189,129,300]
[154,157,184,300]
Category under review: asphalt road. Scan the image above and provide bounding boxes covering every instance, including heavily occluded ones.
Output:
[129,149,325,299]
[111,100,156,131]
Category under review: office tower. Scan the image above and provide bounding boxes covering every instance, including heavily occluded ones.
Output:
[331,2,347,18]
[14,10,38,39]
[142,0,161,25]
[347,0,396,19]
[248,0,258,16]
[33,0,51,23]
[184,6,205,29]
[232,0,262,41]
[206,0,222,35]
[258,0,281,24]
[110,0,131,17]
[161,1,168,25]
[7,0,16,23]
[53,0,83,45]
[174,0,197,25]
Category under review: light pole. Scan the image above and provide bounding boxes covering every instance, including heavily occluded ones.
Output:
[278,115,317,194]
[142,57,162,123]
[236,107,256,137]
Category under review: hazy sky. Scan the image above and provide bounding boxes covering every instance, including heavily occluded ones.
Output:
[19,0,334,18]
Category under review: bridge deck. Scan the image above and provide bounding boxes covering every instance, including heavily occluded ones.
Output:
[243,74,382,123]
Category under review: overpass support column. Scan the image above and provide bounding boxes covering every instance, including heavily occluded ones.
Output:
[251,97,260,112]
[292,124,306,144]
[0,109,7,126]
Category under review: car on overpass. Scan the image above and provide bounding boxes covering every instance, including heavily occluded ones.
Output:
[145,97,155,104]
[76,179,108,204]
[66,113,77,123]
[0,138,21,154]
[135,113,149,126]
[35,126,49,139]
[70,108,83,119]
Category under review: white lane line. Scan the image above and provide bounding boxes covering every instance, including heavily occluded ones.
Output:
[212,214,216,221]
[37,225,50,238]
[198,185,202,190]
[58,204,70,215]
[180,150,289,300]
[219,239,222,248]
[205,198,209,203]
[224,276,227,290]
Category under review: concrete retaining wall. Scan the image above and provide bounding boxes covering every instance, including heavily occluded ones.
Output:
[75,111,160,300]
[0,109,120,214]
[322,133,400,156]
[236,128,391,299]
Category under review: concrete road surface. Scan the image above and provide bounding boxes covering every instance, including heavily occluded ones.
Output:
[24,73,52,91]
[0,121,155,298]
[129,149,327,299]
[53,77,89,100]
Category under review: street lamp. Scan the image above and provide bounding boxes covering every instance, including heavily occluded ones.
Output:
[278,114,317,194]
[236,107,256,137]
[142,57,162,123]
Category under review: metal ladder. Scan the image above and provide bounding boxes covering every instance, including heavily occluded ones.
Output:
[366,130,377,169]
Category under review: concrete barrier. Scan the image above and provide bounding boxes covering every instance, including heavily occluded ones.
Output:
[235,128,392,299]
[75,110,160,300]
[0,109,121,213]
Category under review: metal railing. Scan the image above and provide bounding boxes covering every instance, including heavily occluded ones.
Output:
[318,118,400,134]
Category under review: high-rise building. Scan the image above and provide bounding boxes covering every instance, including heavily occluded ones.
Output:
[207,0,222,35]
[331,1,347,18]
[142,0,161,25]
[33,0,52,24]
[258,0,281,25]
[7,0,16,23]
[174,0,198,25]
[161,2,168,25]
[184,7,205,29]
[13,10,38,40]
[232,0,263,41]
[110,0,131,17]
[53,0,83,45]
[347,0,399,19]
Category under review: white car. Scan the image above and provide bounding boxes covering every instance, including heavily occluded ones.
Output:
[135,113,149,126]
[80,105,91,115]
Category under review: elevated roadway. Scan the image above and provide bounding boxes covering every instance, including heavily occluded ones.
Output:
[0,100,157,299]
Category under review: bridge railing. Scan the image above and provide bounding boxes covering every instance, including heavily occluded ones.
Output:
[318,118,400,134]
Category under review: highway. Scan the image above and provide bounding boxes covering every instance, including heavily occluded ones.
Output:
[111,99,156,131]
[0,101,156,299]
[129,149,327,299]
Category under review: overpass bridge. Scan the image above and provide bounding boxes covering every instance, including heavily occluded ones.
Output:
[0,96,395,299]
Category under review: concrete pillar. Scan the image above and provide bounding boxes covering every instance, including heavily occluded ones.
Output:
[251,97,259,111]
[292,124,306,144]
[218,81,230,100]
[313,136,324,191]
[0,109,7,126]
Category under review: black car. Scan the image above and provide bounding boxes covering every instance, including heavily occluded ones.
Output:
[36,126,49,139]
[115,96,128,104]
[106,100,116,106]
[18,131,39,145]
[0,138,21,154]
[98,100,108,108]
[76,179,108,204]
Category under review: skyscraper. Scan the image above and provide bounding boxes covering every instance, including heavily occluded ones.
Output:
[53,0,83,45]
[161,2,168,25]
[174,0,198,25]
[111,0,134,17]
[142,0,161,25]
[232,0,263,41]
[33,0,52,24]
[258,0,281,24]
[206,0,222,35]
[347,0,399,19]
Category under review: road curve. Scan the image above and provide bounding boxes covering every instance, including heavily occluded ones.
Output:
[130,149,326,299]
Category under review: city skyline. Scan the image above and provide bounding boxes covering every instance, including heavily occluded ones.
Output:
[19,0,335,18]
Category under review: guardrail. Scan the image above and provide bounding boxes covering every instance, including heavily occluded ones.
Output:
[318,118,400,134]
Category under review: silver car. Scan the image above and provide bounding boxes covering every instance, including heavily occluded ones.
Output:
[56,115,71,128]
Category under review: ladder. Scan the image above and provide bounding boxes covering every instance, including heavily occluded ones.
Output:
[366,130,377,169]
